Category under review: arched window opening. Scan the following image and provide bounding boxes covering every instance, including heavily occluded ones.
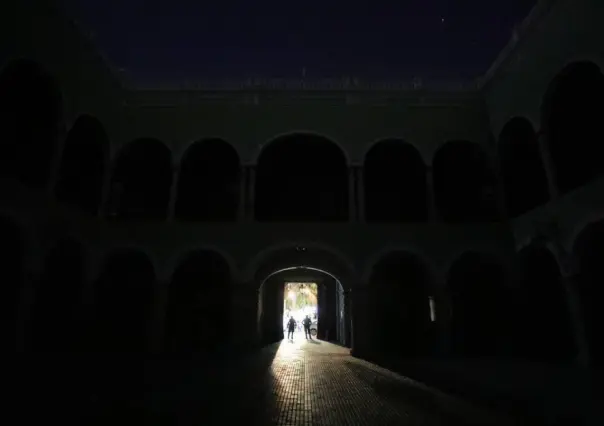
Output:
[574,219,604,367]
[369,252,433,357]
[447,253,508,357]
[165,250,232,355]
[498,117,549,217]
[175,139,241,221]
[108,138,172,220]
[91,250,156,353]
[433,140,498,222]
[30,239,86,352]
[364,140,428,222]
[55,115,108,214]
[0,59,62,186]
[516,246,575,362]
[255,133,349,222]
[0,217,26,351]
[542,62,604,194]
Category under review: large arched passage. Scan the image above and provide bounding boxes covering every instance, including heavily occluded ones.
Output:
[251,244,354,347]
[90,250,156,353]
[367,251,434,357]
[447,252,508,357]
[498,117,549,217]
[108,139,172,220]
[363,140,428,222]
[258,267,349,347]
[433,141,498,222]
[0,59,62,186]
[55,115,108,214]
[29,238,86,352]
[573,219,604,367]
[255,133,349,222]
[542,61,604,194]
[516,245,575,363]
[175,139,241,221]
[0,216,26,350]
[164,250,232,355]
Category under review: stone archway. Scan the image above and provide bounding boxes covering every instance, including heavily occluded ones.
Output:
[432,140,498,222]
[164,249,233,355]
[90,249,156,353]
[29,238,87,352]
[541,61,604,194]
[55,115,108,214]
[447,252,508,357]
[363,139,428,222]
[0,215,26,350]
[249,244,355,347]
[108,138,172,220]
[498,117,549,217]
[573,219,604,367]
[0,59,62,187]
[175,139,241,221]
[367,251,434,357]
[516,245,575,363]
[255,133,349,222]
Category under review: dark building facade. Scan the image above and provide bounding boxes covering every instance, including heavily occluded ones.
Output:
[2,0,604,377]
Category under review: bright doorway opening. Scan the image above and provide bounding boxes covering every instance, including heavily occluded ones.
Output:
[283,282,318,339]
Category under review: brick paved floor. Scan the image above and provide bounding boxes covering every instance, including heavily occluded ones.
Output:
[118,333,518,425]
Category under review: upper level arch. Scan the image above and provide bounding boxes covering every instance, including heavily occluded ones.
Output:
[107,138,173,220]
[540,60,604,194]
[244,241,357,289]
[498,116,549,217]
[363,139,428,223]
[254,132,349,222]
[0,58,63,187]
[432,140,499,223]
[175,138,241,221]
[166,245,238,283]
[55,114,109,214]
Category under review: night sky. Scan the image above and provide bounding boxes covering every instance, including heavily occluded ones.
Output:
[60,0,537,84]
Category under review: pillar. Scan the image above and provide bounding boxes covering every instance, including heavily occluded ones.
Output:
[148,279,170,354]
[561,272,590,366]
[349,285,373,359]
[348,167,356,222]
[538,132,559,200]
[247,166,256,221]
[355,166,365,223]
[98,163,113,217]
[231,281,261,349]
[238,166,248,221]
[167,165,180,221]
[426,165,438,221]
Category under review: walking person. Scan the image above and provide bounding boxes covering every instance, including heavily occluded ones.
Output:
[303,315,312,340]
[287,317,296,340]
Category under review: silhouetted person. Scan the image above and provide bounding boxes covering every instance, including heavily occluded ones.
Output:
[303,315,312,339]
[287,317,296,340]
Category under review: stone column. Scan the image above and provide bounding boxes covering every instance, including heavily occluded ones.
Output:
[247,166,256,221]
[238,166,248,222]
[561,271,590,366]
[538,131,559,200]
[98,163,113,217]
[148,279,170,354]
[355,166,365,223]
[167,165,180,221]
[348,167,356,222]
[349,285,373,359]
[425,165,438,221]
[231,281,261,349]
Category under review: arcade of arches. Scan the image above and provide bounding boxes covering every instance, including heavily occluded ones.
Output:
[3,59,604,223]
[1,213,603,368]
[2,57,604,369]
